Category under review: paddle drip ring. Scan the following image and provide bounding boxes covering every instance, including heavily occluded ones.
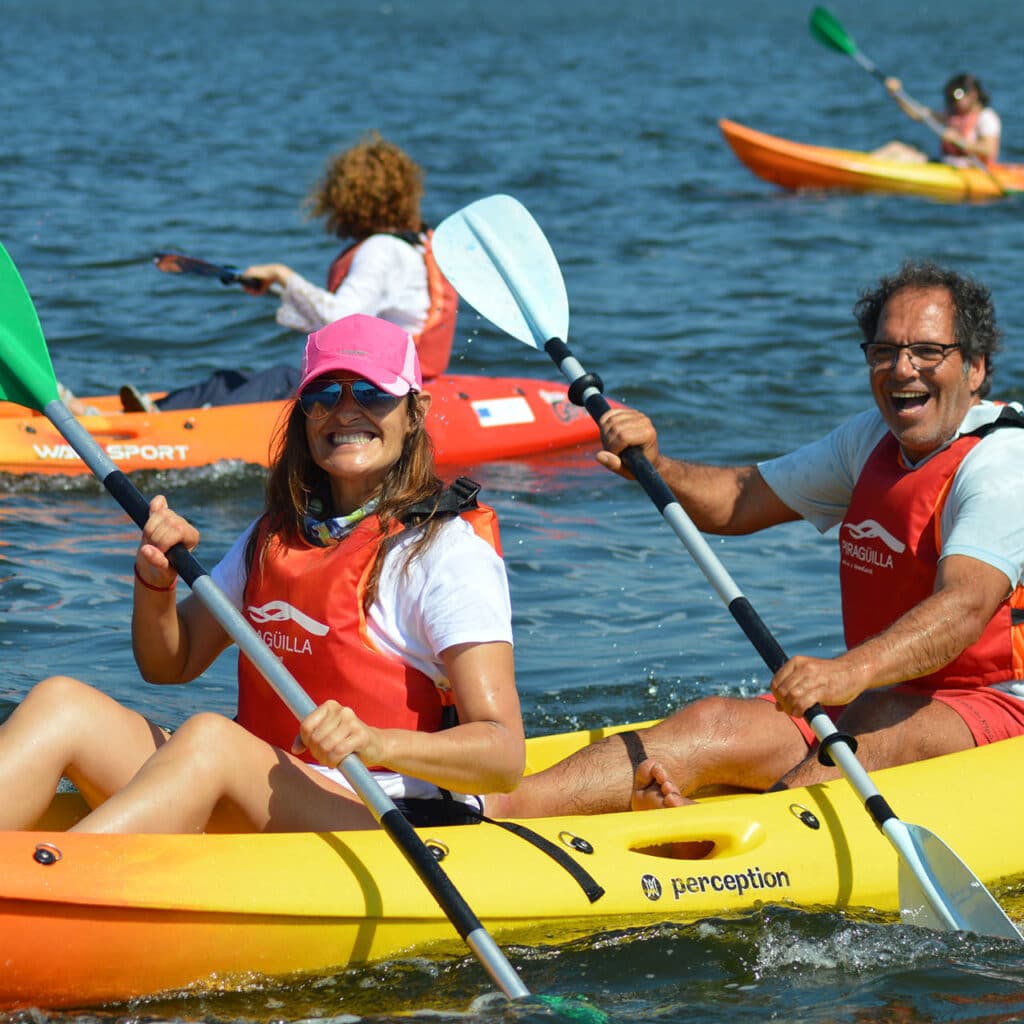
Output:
[33,842,62,865]
[567,372,604,408]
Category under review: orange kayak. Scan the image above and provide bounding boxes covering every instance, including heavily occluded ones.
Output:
[719,118,1024,201]
[0,373,606,477]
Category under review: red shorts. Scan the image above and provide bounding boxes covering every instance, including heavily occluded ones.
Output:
[758,683,1024,747]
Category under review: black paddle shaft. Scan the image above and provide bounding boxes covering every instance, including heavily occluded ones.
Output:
[153,252,262,290]
[104,468,207,587]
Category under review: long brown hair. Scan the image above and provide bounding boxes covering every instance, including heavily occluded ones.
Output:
[246,393,447,608]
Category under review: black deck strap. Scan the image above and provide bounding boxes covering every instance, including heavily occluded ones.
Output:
[402,477,481,525]
[817,730,858,767]
[450,803,604,903]
[619,729,650,771]
[471,811,605,903]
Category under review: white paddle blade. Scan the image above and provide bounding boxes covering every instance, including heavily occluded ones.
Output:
[433,194,569,348]
[897,824,1023,942]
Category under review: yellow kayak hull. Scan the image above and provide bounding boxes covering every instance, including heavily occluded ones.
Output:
[2,721,1022,1008]
[719,118,1024,201]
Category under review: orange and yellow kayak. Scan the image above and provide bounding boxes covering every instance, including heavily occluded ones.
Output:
[719,118,1024,201]
[2,721,1023,1009]
[0,373,604,477]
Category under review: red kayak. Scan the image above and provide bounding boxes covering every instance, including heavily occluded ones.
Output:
[0,373,607,477]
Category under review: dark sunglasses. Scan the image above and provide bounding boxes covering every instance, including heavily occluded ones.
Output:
[298,379,404,419]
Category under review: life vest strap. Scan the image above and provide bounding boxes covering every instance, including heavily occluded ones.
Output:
[402,476,481,525]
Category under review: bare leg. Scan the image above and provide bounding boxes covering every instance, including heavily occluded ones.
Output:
[71,711,379,834]
[0,676,167,829]
[871,141,929,162]
[778,690,974,789]
[489,696,808,818]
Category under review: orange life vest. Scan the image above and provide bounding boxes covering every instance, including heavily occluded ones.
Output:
[839,420,1024,689]
[326,230,459,380]
[235,499,500,762]
[941,109,982,159]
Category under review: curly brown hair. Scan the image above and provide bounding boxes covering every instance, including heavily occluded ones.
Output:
[245,393,447,609]
[853,259,1001,398]
[305,132,424,239]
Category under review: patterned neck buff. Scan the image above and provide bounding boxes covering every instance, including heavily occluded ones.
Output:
[301,497,380,547]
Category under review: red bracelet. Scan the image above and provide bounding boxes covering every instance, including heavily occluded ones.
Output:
[133,564,176,592]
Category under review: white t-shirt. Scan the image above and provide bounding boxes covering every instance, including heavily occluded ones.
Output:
[212,513,513,685]
[976,107,1002,142]
[275,233,430,335]
[757,402,1024,588]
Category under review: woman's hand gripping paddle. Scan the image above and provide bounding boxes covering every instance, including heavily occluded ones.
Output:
[809,6,1013,198]
[0,241,535,1003]
[432,193,1024,944]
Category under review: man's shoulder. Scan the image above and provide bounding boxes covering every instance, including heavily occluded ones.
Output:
[961,401,1024,435]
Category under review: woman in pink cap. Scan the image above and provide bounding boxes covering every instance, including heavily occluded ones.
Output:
[0,315,523,833]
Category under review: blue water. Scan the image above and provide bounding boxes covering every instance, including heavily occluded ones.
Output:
[2,0,1024,1020]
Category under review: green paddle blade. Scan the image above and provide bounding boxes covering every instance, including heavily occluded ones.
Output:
[809,6,857,56]
[0,243,59,412]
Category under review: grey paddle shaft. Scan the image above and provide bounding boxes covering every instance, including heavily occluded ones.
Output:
[42,398,532,999]
[543,338,787,669]
[542,342,742,607]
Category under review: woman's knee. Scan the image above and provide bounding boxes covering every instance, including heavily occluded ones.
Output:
[22,676,104,721]
[166,711,239,752]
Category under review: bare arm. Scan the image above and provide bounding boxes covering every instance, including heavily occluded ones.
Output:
[771,554,1012,716]
[295,640,525,795]
[131,496,232,684]
[596,406,799,534]
[884,77,934,123]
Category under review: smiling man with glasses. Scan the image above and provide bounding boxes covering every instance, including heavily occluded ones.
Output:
[486,260,1024,820]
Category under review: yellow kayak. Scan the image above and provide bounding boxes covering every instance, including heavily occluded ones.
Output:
[2,719,1022,1009]
[720,118,1024,201]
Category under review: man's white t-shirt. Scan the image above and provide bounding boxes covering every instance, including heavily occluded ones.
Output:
[757,401,1024,589]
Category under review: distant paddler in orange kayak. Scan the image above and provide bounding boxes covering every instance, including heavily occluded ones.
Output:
[874,73,1002,167]
[809,7,1009,196]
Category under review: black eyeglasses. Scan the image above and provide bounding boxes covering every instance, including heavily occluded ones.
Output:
[860,341,962,371]
[299,379,404,419]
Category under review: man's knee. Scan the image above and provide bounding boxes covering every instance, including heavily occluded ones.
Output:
[648,695,753,747]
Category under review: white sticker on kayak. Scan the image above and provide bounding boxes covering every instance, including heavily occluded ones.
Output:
[539,389,570,404]
[471,396,536,428]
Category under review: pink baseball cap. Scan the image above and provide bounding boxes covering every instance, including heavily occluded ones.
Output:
[297,314,422,396]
